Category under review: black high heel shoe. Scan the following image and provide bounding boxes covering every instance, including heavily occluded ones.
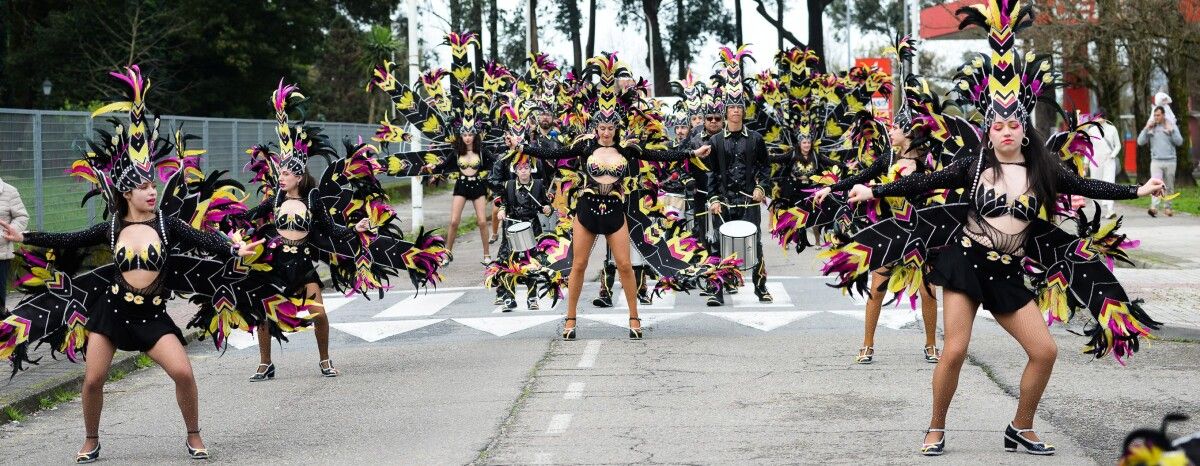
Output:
[248,363,275,381]
[186,430,209,460]
[920,429,945,456]
[562,317,576,340]
[628,317,643,340]
[76,436,100,464]
[319,359,340,377]
[1004,423,1055,455]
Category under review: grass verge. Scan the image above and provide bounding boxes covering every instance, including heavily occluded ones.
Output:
[1120,184,1200,215]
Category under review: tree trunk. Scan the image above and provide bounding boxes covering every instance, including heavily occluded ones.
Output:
[1130,42,1151,181]
[488,0,499,60]
[450,0,462,31]
[568,0,583,70]
[807,0,828,72]
[529,0,539,54]
[776,0,784,50]
[734,0,743,45]
[585,0,597,59]
[643,0,668,95]
[470,0,483,37]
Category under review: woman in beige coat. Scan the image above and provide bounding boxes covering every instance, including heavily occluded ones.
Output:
[0,176,30,310]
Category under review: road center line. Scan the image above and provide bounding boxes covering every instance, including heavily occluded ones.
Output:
[545,413,573,435]
[577,340,602,368]
[563,382,585,400]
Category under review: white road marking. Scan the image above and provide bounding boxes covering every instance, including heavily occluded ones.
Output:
[330,319,445,342]
[320,296,356,314]
[704,311,822,331]
[226,330,259,350]
[579,312,694,328]
[452,315,562,336]
[577,340,602,368]
[373,292,463,318]
[731,282,793,308]
[545,413,573,435]
[563,382,585,400]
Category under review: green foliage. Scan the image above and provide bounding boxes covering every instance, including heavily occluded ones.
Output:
[1121,185,1200,215]
[134,354,157,369]
[1,0,399,120]
[2,406,25,422]
[107,368,128,382]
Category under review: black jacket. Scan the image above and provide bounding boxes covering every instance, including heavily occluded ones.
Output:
[704,126,770,204]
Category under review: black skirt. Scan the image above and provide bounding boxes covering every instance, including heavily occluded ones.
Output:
[927,235,1034,314]
[453,176,488,200]
[576,193,626,235]
[87,283,185,352]
[272,242,324,295]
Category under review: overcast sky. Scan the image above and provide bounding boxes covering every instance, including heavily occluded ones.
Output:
[414,1,979,82]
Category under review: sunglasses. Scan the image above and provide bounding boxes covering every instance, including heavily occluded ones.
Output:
[705,116,722,122]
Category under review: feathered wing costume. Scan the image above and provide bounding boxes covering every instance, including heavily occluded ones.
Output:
[818,0,1157,363]
[239,82,447,313]
[0,66,276,373]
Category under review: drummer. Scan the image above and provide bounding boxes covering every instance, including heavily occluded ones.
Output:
[704,91,772,306]
[494,154,552,310]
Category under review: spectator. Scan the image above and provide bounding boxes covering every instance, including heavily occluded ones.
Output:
[0,176,30,310]
[1086,115,1122,219]
[1137,106,1184,217]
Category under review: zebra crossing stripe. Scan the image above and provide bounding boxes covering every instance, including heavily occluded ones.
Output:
[452,315,562,336]
[330,319,445,342]
[704,311,822,331]
[373,292,464,318]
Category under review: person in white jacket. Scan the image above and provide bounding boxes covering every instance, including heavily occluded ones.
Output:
[1086,116,1123,219]
[0,176,31,310]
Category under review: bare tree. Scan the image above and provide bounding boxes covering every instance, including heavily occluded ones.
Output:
[586,0,597,58]
[554,0,584,70]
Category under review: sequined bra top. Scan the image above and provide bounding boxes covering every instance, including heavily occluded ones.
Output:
[974,186,1041,222]
[274,202,312,232]
[114,240,165,272]
[586,155,627,179]
[457,154,482,170]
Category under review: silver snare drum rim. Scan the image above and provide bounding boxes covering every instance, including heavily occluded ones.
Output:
[718,220,759,271]
[507,222,535,252]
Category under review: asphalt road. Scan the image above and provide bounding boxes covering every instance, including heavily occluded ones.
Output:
[1,220,1197,465]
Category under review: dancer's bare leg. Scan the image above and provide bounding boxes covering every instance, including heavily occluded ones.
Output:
[991,301,1057,442]
[925,289,978,445]
[564,219,597,331]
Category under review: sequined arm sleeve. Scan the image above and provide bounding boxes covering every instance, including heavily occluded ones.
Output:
[629,146,693,162]
[240,194,277,223]
[829,155,889,191]
[1055,165,1139,200]
[524,142,585,160]
[166,217,235,257]
[871,155,974,198]
[23,222,110,249]
[309,192,358,241]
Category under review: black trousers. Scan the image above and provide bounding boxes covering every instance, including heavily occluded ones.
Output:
[496,216,541,300]
[710,205,767,292]
[597,247,649,298]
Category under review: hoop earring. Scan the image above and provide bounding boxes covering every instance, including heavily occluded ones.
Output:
[986,140,993,150]
[1022,136,1030,146]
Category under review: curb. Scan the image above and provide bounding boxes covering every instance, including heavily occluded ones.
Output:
[0,214,454,426]
[0,328,204,425]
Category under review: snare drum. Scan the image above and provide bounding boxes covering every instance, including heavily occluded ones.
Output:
[629,242,646,267]
[719,220,760,270]
[507,221,535,252]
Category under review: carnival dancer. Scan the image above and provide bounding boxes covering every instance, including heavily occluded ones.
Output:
[822,0,1165,455]
[243,81,446,380]
[811,36,941,364]
[0,65,267,462]
[522,53,711,340]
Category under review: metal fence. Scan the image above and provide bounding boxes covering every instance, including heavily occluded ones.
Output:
[0,108,392,232]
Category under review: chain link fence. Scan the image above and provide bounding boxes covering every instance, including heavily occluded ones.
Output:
[0,108,400,232]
